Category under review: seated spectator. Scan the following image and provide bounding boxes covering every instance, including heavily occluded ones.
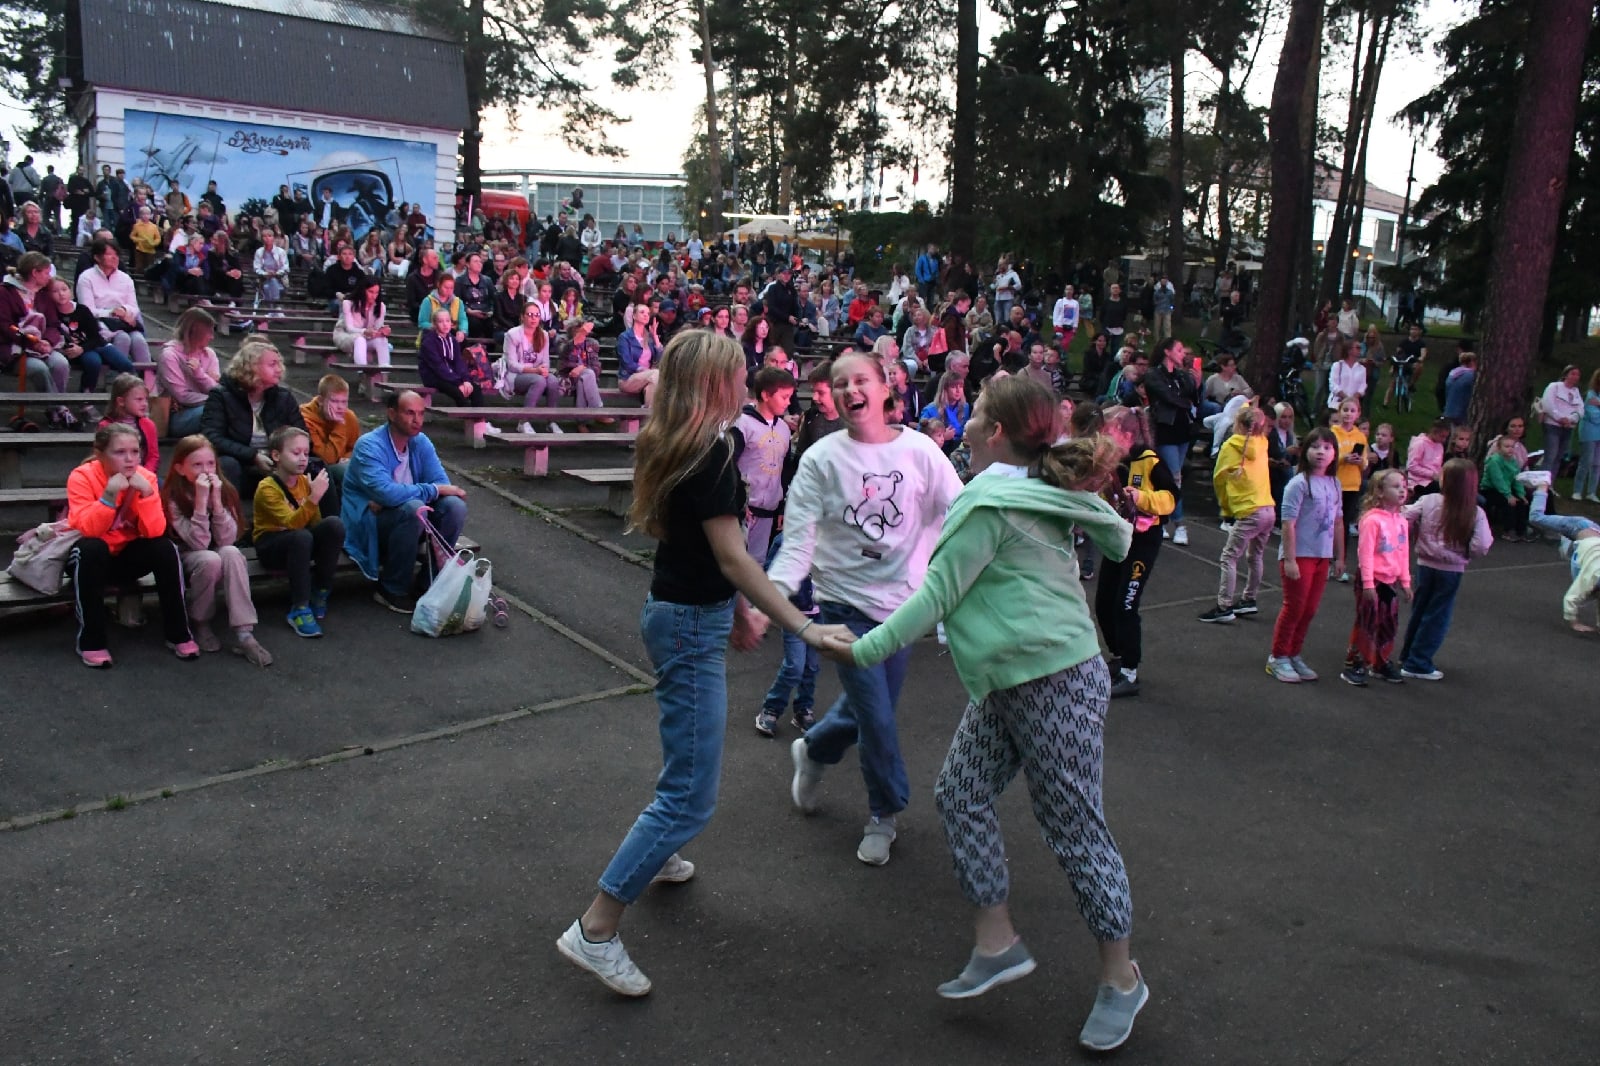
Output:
[418,308,483,408]
[200,337,306,504]
[503,307,561,433]
[557,316,610,426]
[16,202,52,257]
[493,269,527,337]
[77,240,152,368]
[341,389,469,613]
[0,251,72,421]
[742,315,772,371]
[253,229,289,305]
[75,203,101,248]
[46,275,133,401]
[300,373,362,489]
[457,252,496,339]
[357,231,386,276]
[290,218,318,269]
[386,231,415,279]
[158,307,222,437]
[556,283,583,325]
[322,244,368,315]
[617,303,664,406]
[207,229,245,303]
[1486,415,1531,471]
[1203,353,1254,413]
[919,371,971,445]
[406,247,443,319]
[334,275,392,368]
[65,423,198,667]
[964,293,995,344]
[853,307,890,347]
[417,272,467,338]
[845,281,876,327]
[99,373,159,471]
[252,426,345,639]
[165,234,210,297]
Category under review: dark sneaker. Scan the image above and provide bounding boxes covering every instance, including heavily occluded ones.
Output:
[1233,598,1259,616]
[754,710,779,737]
[936,939,1037,999]
[310,588,331,621]
[374,589,416,615]
[1078,961,1150,1052]
[1340,666,1369,687]
[1080,565,1095,581]
[1109,673,1140,699]
[790,707,816,732]
[1197,605,1236,624]
[1376,661,1405,684]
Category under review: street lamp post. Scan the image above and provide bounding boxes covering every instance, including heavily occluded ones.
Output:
[832,199,845,264]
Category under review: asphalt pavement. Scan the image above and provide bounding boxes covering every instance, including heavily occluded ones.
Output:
[2,358,1596,1063]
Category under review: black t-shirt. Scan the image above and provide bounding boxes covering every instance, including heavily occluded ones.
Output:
[1395,337,1425,364]
[650,437,746,605]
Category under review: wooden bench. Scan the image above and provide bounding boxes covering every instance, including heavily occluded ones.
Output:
[487,430,637,476]
[0,391,111,405]
[430,405,647,447]
[563,467,633,517]
[326,362,417,402]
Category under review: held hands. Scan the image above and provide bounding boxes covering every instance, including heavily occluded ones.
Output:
[815,626,858,664]
[731,603,766,652]
[128,472,154,497]
[103,472,129,497]
[308,469,331,504]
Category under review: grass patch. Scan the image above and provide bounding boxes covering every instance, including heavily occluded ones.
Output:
[105,795,127,812]
[160,788,173,799]
[61,807,76,820]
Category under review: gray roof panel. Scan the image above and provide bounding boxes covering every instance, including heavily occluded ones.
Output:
[74,0,469,131]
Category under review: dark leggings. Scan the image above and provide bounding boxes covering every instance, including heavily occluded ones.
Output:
[432,381,484,407]
[1093,528,1162,671]
[69,536,193,653]
[1482,487,1529,535]
[254,520,345,607]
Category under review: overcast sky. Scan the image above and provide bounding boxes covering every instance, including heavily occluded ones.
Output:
[13,1,1465,215]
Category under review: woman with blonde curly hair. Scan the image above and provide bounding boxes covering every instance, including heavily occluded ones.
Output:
[200,336,306,502]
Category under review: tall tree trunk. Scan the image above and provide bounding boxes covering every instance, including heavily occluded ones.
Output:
[1343,173,1368,295]
[1214,67,1234,276]
[698,0,724,238]
[1166,40,1186,323]
[950,0,978,259]
[1468,0,1590,449]
[1291,4,1325,342]
[776,10,799,214]
[1318,7,1369,306]
[1250,0,1323,399]
[1342,17,1392,297]
[460,0,486,201]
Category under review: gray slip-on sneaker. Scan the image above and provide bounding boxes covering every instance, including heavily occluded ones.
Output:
[856,817,897,866]
[936,939,1037,999]
[790,737,824,813]
[1078,962,1150,1052]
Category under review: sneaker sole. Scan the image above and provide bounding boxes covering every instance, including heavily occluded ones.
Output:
[1265,663,1300,683]
[1400,670,1443,681]
[1233,606,1259,616]
[1198,615,1235,624]
[555,934,652,998]
[1341,674,1368,687]
[373,593,412,615]
[1079,981,1151,1052]
[937,956,1038,1000]
[857,840,895,866]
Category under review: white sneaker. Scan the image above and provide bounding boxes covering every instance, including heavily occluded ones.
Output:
[1161,527,1171,541]
[548,422,565,434]
[650,853,695,884]
[1516,470,1552,490]
[517,421,534,435]
[482,423,504,436]
[556,920,651,996]
[790,737,824,813]
[1172,526,1189,546]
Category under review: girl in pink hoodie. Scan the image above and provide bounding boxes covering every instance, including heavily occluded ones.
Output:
[1342,469,1413,687]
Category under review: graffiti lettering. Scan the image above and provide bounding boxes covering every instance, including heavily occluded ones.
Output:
[224,130,312,156]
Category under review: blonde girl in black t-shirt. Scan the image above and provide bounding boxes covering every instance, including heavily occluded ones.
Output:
[556,329,852,998]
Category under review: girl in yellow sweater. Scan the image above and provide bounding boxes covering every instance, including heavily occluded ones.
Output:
[252,426,345,638]
[1200,405,1276,624]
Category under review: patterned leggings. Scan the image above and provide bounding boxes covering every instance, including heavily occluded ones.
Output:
[1345,580,1400,669]
[933,657,1133,942]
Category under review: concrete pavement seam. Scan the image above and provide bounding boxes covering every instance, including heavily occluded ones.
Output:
[0,682,649,833]
[494,586,656,687]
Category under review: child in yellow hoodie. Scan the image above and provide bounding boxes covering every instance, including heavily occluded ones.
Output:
[129,206,162,272]
[253,426,345,638]
[1200,405,1276,623]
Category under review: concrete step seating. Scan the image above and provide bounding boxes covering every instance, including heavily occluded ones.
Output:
[562,467,633,518]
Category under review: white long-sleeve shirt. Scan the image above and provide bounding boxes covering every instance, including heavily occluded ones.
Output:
[1328,359,1368,409]
[1541,381,1583,426]
[769,428,963,621]
[1052,296,1079,331]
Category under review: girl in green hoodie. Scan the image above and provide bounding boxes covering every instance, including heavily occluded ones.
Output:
[828,377,1150,1053]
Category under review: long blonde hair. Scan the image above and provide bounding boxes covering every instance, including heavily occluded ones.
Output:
[629,330,747,539]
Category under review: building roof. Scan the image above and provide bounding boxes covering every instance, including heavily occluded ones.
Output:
[69,0,469,131]
[1312,162,1410,217]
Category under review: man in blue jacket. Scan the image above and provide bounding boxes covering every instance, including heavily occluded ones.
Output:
[915,244,941,306]
[342,390,469,612]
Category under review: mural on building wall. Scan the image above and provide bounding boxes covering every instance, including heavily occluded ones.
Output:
[123,110,438,240]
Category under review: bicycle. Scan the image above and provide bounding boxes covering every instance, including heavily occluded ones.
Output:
[1390,355,1418,413]
[1278,339,1313,429]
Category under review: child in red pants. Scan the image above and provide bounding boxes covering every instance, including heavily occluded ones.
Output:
[1267,429,1344,682]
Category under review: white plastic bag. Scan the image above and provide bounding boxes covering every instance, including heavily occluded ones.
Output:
[411,551,492,637]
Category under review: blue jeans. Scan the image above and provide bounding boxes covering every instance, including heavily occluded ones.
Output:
[1399,566,1462,674]
[374,495,467,597]
[1542,424,1574,473]
[168,403,204,438]
[762,626,820,714]
[802,602,912,818]
[1529,490,1598,579]
[598,595,735,904]
[77,345,134,391]
[1155,442,1187,525]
